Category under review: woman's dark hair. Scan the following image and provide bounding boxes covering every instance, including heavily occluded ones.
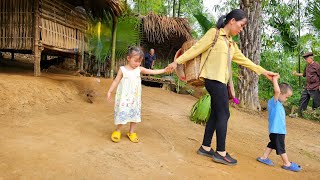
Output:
[216,9,247,28]
[128,46,144,59]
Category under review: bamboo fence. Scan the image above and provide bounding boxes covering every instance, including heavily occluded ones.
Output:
[0,0,34,50]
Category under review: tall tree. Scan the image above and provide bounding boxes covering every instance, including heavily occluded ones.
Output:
[178,0,181,17]
[173,0,176,17]
[238,0,263,110]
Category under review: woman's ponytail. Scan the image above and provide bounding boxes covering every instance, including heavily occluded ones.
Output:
[216,15,226,28]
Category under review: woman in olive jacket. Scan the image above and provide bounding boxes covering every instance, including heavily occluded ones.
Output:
[167,9,277,165]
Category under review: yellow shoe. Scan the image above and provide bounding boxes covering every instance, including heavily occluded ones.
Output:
[127,132,139,143]
[111,131,121,142]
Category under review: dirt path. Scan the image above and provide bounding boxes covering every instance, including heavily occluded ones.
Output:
[0,72,319,179]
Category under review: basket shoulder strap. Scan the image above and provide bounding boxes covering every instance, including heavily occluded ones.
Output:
[199,28,220,73]
[212,28,220,48]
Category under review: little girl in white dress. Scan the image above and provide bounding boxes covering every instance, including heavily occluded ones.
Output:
[107,47,168,143]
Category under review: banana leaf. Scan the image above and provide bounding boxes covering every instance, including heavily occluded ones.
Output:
[190,94,211,125]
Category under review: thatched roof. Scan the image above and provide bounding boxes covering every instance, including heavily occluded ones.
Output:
[141,12,192,44]
[140,12,193,61]
[65,0,123,17]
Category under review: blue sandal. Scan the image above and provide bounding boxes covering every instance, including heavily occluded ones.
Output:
[256,157,274,166]
[282,162,302,172]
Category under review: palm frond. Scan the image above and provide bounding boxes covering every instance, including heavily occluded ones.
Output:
[115,16,141,58]
[193,13,214,33]
[269,17,298,51]
[87,17,112,62]
[309,0,320,31]
[87,13,141,62]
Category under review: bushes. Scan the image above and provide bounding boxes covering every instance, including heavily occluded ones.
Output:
[303,108,320,121]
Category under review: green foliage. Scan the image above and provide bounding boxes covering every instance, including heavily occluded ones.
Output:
[128,0,207,37]
[193,12,215,34]
[212,0,238,16]
[303,108,320,121]
[265,0,299,51]
[259,49,302,100]
[87,16,113,62]
[130,0,182,16]
[288,90,302,107]
[115,16,141,58]
[86,11,141,63]
[190,94,211,124]
[307,0,320,31]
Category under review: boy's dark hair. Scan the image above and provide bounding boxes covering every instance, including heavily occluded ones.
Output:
[279,83,292,94]
[216,9,247,28]
[128,46,144,59]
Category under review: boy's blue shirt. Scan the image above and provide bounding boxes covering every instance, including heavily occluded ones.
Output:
[267,97,287,134]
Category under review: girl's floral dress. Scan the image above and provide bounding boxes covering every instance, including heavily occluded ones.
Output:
[114,66,141,125]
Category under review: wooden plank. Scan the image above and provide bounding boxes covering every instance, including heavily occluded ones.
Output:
[141,76,175,84]
[42,43,79,54]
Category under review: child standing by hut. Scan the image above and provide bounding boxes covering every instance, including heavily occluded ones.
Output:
[257,74,302,172]
[107,47,168,143]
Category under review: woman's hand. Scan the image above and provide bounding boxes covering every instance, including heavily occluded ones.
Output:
[263,71,278,81]
[166,62,178,73]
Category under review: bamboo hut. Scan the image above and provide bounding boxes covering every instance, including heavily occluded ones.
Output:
[140,12,192,62]
[0,0,122,76]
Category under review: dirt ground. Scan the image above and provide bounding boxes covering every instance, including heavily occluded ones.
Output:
[0,61,319,180]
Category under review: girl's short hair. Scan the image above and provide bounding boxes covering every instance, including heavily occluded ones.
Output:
[216,9,247,29]
[128,46,144,59]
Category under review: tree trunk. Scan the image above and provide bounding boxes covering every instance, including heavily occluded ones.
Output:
[238,0,262,110]
[177,0,181,17]
[110,15,118,78]
[173,0,176,17]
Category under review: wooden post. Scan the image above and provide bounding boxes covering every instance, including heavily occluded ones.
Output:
[110,16,118,78]
[80,36,84,71]
[33,0,41,76]
[76,54,82,70]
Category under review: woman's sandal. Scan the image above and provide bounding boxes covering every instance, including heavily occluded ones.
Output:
[111,131,121,143]
[127,132,139,143]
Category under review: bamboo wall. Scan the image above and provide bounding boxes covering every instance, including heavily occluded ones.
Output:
[0,0,88,53]
[40,0,88,53]
[0,0,34,50]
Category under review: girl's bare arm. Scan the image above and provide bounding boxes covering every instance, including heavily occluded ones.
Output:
[140,66,168,75]
[107,69,123,100]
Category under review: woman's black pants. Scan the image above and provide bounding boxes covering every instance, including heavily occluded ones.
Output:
[202,79,230,152]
